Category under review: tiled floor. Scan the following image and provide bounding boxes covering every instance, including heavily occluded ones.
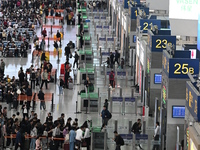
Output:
[2,11,157,150]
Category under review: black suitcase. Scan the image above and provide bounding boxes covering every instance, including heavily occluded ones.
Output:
[8,52,13,57]
[23,139,30,150]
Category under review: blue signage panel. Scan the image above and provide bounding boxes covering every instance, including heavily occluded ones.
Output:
[117,71,126,76]
[135,134,148,140]
[151,35,176,52]
[102,52,110,56]
[112,97,123,102]
[125,97,135,102]
[103,26,109,29]
[168,58,199,78]
[120,134,133,140]
[186,82,200,121]
[99,38,106,41]
[140,19,161,33]
[96,26,102,29]
[107,38,114,41]
[124,0,128,8]
[172,106,185,118]
[131,7,149,19]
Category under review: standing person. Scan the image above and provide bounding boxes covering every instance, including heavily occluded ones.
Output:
[101,106,110,127]
[75,126,85,150]
[114,50,120,66]
[64,62,71,89]
[110,52,114,68]
[73,51,79,69]
[113,131,124,150]
[42,28,47,38]
[65,45,71,59]
[22,101,29,118]
[26,85,32,109]
[18,67,25,86]
[36,68,40,87]
[58,77,64,95]
[131,119,143,149]
[80,33,84,48]
[40,69,48,89]
[38,88,46,110]
[152,122,160,150]
[84,124,91,150]
[109,70,115,88]
[69,126,76,150]
[15,128,21,150]
[30,69,36,89]
[0,59,5,76]
[53,40,58,50]
[30,123,37,150]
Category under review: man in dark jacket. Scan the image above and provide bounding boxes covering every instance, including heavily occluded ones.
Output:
[101,106,109,126]
[38,89,45,110]
[132,119,143,149]
[65,45,71,59]
[110,52,114,68]
[113,131,124,150]
[26,85,32,109]
[15,127,21,150]
[73,51,79,69]
[115,50,120,66]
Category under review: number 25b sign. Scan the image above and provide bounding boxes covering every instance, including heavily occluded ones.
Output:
[166,58,199,78]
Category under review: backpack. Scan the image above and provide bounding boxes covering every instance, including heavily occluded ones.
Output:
[120,136,124,146]
[108,111,112,119]
[110,73,114,79]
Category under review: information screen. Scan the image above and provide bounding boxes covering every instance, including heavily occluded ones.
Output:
[154,74,162,84]
[172,106,185,118]
[169,0,200,20]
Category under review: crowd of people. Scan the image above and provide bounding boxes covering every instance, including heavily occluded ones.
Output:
[0,108,93,150]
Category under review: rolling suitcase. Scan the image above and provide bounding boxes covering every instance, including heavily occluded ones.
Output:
[24,51,27,57]
[64,143,69,150]
[68,82,73,89]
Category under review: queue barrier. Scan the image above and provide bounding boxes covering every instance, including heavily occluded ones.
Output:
[45,16,64,20]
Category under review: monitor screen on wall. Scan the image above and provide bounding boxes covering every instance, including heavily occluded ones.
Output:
[169,0,200,20]
[154,74,162,84]
[172,106,185,118]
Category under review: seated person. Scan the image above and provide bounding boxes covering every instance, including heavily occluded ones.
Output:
[7,32,12,41]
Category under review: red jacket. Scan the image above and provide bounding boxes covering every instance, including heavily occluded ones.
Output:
[109,72,115,80]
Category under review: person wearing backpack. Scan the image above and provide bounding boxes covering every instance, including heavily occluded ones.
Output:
[109,70,115,88]
[113,131,124,150]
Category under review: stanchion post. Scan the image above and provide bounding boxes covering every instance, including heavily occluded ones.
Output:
[122,97,125,115]
[114,120,118,131]
[131,88,135,97]
[53,17,55,25]
[51,25,52,35]
[98,97,101,115]
[104,65,106,86]
[98,87,100,97]
[41,25,43,34]
[128,121,132,134]
[45,17,47,24]
[120,87,122,97]
[143,120,146,134]
[100,47,102,66]
[104,128,107,150]
[135,96,137,115]
[51,93,54,112]
[126,71,128,87]
[91,132,94,150]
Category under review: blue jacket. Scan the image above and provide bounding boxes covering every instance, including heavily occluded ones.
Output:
[15,131,22,144]
[69,130,76,143]
[101,109,109,119]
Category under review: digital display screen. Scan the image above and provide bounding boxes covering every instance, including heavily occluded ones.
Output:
[154,74,162,84]
[133,35,136,43]
[197,13,200,50]
[169,0,200,20]
[172,106,185,118]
